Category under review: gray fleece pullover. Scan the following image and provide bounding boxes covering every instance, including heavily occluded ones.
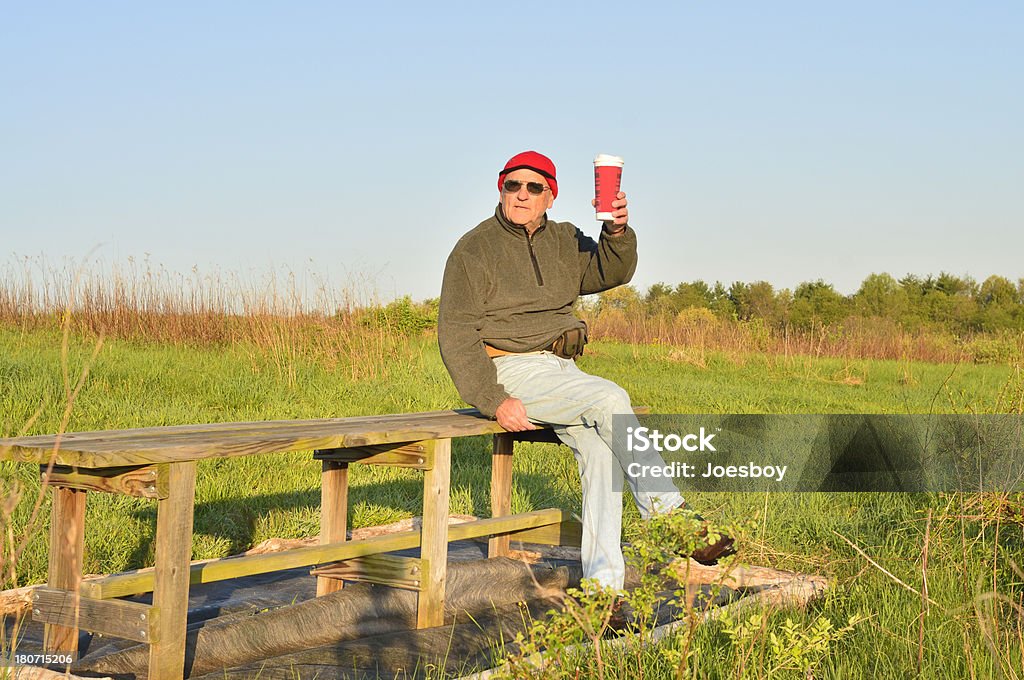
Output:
[438,206,637,417]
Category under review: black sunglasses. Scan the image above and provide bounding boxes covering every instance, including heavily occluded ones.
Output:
[503,179,548,195]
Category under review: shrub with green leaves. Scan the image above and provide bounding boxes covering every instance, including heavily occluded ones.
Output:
[359,296,438,335]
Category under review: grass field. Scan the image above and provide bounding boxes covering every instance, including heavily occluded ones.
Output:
[2,323,1024,678]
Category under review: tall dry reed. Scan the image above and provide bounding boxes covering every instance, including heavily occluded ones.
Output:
[581,306,1023,364]
[0,256,421,382]
[3,256,1020,367]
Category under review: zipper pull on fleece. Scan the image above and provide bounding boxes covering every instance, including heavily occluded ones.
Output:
[526,234,544,286]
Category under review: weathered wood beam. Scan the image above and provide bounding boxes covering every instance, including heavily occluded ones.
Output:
[32,588,156,643]
[40,464,168,499]
[316,460,348,597]
[80,508,571,600]
[313,441,433,470]
[417,439,450,628]
[148,461,196,680]
[44,486,86,655]
[311,554,424,591]
[508,520,584,548]
[488,433,515,558]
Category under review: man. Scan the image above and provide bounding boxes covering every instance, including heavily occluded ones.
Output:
[438,151,733,590]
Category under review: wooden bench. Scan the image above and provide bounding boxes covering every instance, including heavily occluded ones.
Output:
[0,409,585,680]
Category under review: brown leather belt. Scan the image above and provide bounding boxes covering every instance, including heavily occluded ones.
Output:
[484,344,545,359]
[484,325,588,361]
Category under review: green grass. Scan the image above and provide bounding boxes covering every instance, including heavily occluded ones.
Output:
[2,324,1023,678]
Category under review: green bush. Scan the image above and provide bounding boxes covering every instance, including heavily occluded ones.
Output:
[360,296,438,335]
[962,332,1024,364]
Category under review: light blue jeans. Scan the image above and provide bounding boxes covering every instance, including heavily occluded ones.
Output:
[493,352,684,589]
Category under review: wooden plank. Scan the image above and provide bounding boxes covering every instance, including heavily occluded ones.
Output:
[32,588,155,643]
[0,408,651,468]
[17,408,495,443]
[0,430,456,468]
[314,441,433,469]
[417,439,451,629]
[0,409,503,466]
[509,520,584,547]
[148,461,196,680]
[311,554,423,591]
[81,508,571,600]
[316,461,348,597]
[82,530,426,600]
[450,509,570,543]
[41,464,168,499]
[44,486,86,655]
[4,409,486,445]
[488,434,515,559]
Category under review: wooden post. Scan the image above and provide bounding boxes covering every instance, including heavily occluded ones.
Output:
[317,460,349,596]
[44,486,87,654]
[488,433,514,558]
[148,461,196,680]
[416,439,450,628]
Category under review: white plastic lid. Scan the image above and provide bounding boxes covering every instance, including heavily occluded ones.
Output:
[593,154,624,167]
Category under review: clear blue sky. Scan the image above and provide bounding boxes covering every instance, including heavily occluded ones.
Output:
[2,2,1021,303]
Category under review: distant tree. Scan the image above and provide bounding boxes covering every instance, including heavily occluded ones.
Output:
[790,280,847,328]
[978,275,1017,306]
[898,274,956,329]
[598,285,641,312]
[674,280,713,309]
[645,282,679,316]
[775,288,794,325]
[725,280,780,324]
[746,281,782,325]
[625,273,1022,336]
[854,273,908,319]
[708,281,736,319]
[919,289,977,333]
[727,281,751,320]
[935,272,977,298]
[899,274,937,298]
[646,282,674,301]
[976,275,1021,331]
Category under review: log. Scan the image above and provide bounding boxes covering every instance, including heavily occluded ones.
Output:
[0,584,40,616]
[74,557,582,679]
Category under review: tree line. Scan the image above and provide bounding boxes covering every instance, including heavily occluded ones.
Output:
[593,273,1024,334]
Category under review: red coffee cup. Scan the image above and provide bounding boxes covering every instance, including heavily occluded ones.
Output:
[594,154,624,221]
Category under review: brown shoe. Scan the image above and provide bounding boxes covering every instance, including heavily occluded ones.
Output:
[674,510,737,565]
[603,597,633,637]
[689,527,736,565]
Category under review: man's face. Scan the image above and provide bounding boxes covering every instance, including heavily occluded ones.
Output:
[500,168,554,231]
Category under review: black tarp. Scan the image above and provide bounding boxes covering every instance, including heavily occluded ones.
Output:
[5,540,735,679]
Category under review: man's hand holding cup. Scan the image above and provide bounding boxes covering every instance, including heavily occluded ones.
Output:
[592,192,628,233]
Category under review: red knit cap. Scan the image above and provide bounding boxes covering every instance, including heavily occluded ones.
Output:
[498,150,558,198]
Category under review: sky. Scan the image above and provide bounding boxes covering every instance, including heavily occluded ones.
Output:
[2,2,1022,304]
